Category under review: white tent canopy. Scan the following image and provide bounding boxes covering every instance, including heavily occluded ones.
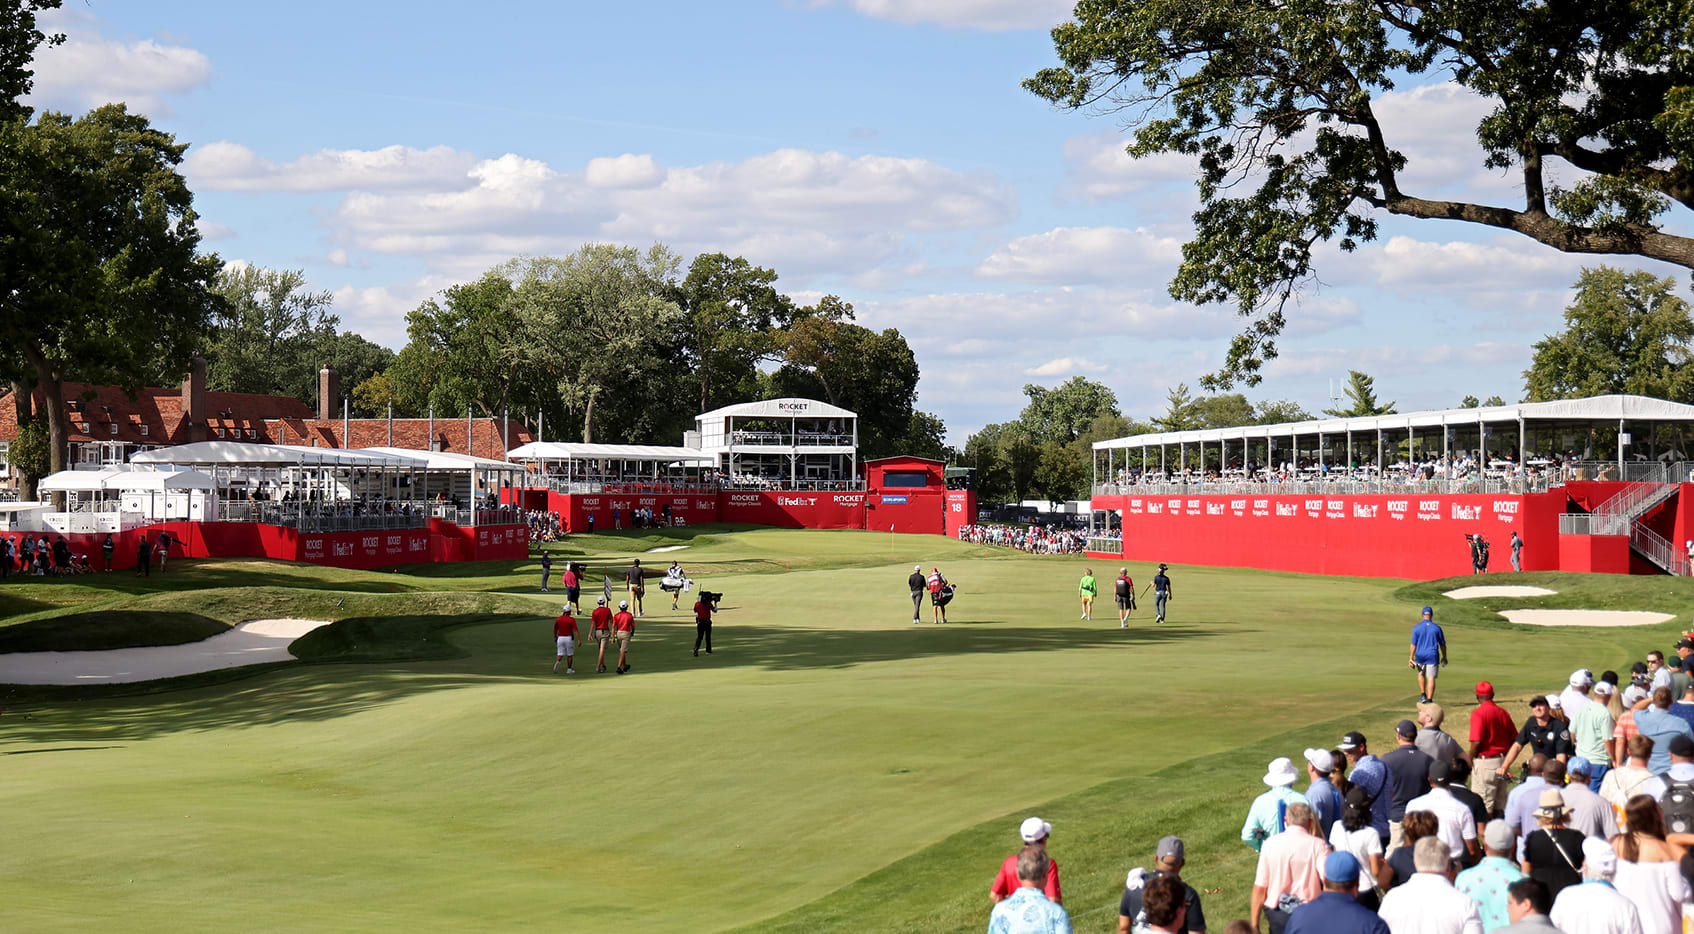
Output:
[1093,394,1694,451]
[132,441,430,468]
[361,447,517,471]
[508,441,715,464]
[39,468,216,493]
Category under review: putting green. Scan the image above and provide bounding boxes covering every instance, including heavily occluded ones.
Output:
[0,528,1683,933]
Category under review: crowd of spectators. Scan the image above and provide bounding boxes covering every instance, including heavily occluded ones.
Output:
[526,509,563,542]
[957,523,1091,554]
[1097,451,1607,496]
[985,650,1694,933]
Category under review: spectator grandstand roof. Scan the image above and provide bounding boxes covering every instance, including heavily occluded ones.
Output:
[697,398,856,420]
[506,442,716,464]
[131,441,431,468]
[1094,394,1694,450]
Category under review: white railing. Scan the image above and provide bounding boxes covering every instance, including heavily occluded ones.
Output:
[1559,514,1598,536]
[1631,522,1690,576]
[1086,536,1123,554]
[1093,474,1552,497]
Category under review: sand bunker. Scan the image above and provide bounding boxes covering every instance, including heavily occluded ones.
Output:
[1444,585,1559,600]
[0,618,332,685]
[644,545,689,553]
[1498,609,1677,628]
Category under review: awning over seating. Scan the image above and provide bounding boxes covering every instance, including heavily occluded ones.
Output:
[1093,394,1694,451]
[39,468,217,492]
[507,441,715,464]
[360,447,516,471]
[131,441,429,468]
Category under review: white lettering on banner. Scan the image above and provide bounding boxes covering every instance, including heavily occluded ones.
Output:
[832,493,865,505]
[1276,502,1298,516]
[1166,498,1182,511]
[1206,502,1225,515]
[638,497,655,506]
[1492,500,1519,522]
[695,499,713,509]
[1252,498,1269,516]
[1352,503,1378,518]
[304,538,324,559]
[362,536,379,549]
[1451,503,1480,521]
[777,496,817,507]
[1326,499,1346,519]
[408,536,427,552]
[729,494,760,505]
[1388,500,1408,521]
[1129,499,1144,514]
[581,498,600,506]
[950,503,962,512]
[1304,499,1323,518]
[333,541,353,556]
[1148,502,1163,514]
[1417,500,1442,521]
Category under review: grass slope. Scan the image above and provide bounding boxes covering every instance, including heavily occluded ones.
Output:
[0,529,1681,932]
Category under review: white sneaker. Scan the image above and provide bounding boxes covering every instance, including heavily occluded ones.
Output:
[566,667,575,674]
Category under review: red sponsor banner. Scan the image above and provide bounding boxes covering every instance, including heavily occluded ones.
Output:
[718,490,867,529]
[867,490,945,534]
[562,492,719,532]
[1094,490,1569,579]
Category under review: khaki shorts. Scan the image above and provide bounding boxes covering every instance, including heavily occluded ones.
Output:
[615,630,632,647]
[592,629,612,643]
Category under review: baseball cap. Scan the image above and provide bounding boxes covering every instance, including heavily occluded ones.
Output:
[1546,695,1563,710]
[618,600,628,609]
[1671,735,1694,758]
[1303,747,1335,773]
[597,595,606,605]
[1155,835,1185,862]
[1421,606,1433,615]
[1633,661,1650,674]
[1623,684,1649,706]
[1594,681,1616,696]
[1566,756,1592,777]
[1678,639,1693,650]
[1569,669,1593,687]
[561,605,570,614]
[1475,680,1495,697]
[1428,759,1454,783]
[1019,816,1051,842]
[1483,820,1514,852]
[1322,851,1361,884]
[1582,836,1618,876]
[1339,731,1366,751]
[914,564,922,571]
[1395,719,1418,739]
[1263,757,1299,786]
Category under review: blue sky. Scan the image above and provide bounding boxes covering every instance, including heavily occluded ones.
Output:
[25,1,1690,440]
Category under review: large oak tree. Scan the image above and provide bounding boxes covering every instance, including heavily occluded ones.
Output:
[1028,0,1694,386]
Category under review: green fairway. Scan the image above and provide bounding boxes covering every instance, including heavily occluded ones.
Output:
[0,528,1685,932]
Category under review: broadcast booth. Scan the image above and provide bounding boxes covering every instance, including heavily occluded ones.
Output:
[37,466,217,533]
[864,456,975,536]
[506,441,721,531]
[1089,393,1694,578]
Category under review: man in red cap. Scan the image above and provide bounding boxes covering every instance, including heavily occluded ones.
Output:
[1468,680,1516,818]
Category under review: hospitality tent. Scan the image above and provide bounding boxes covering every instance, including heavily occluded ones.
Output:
[131,441,430,527]
[508,441,717,492]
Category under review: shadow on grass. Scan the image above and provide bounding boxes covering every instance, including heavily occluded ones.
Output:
[0,609,1229,743]
[4,745,124,755]
[0,611,227,653]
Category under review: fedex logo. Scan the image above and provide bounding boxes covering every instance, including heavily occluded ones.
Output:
[1276,502,1297,516]
[1353,504,1378,518]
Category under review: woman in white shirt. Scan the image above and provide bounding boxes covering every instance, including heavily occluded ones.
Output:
[1610,795,1690,934]
[1328,785,1384,910]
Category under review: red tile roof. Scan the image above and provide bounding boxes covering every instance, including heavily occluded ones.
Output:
[0,382,315,446]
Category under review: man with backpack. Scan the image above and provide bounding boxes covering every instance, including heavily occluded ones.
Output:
[926,567,949,624]
[1114,567,1135,628]
[1642,734,1694,834]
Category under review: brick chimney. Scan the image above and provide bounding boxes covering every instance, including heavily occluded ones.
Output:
[180,354,207,443]
[318,366,338,421]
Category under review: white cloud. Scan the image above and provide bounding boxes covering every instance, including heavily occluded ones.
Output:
[184,142,480,193]
[197,221,236,241]
[975,225,1183,285]
[321,147,1016,280]
[1023,357,1108,377]
[1264,342,1525,379]
[1060,132,1196,202]
[584,153,665,189]
[329,276,454,350]
[812,0,1074,31]
[1359,235,1577,294]
[26,10,211,113]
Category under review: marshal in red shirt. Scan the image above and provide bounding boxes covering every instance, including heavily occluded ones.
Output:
[1470,697,1517,758]
[990,851,1061,904]
[554,614,578,639]
[590,606,612,630]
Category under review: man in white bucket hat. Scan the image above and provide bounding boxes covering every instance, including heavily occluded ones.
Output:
[1243,757,1312,851]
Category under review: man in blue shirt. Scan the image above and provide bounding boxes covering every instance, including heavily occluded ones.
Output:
[1409,606,1448,704]
[1340,731,1395,847]
[1303,747,1343,838]
[988,846,1072,934]
[1635,686,1694,774]
[1284,852,1389,934]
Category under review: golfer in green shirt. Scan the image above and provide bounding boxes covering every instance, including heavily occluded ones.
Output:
[1078,568,1097,621]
